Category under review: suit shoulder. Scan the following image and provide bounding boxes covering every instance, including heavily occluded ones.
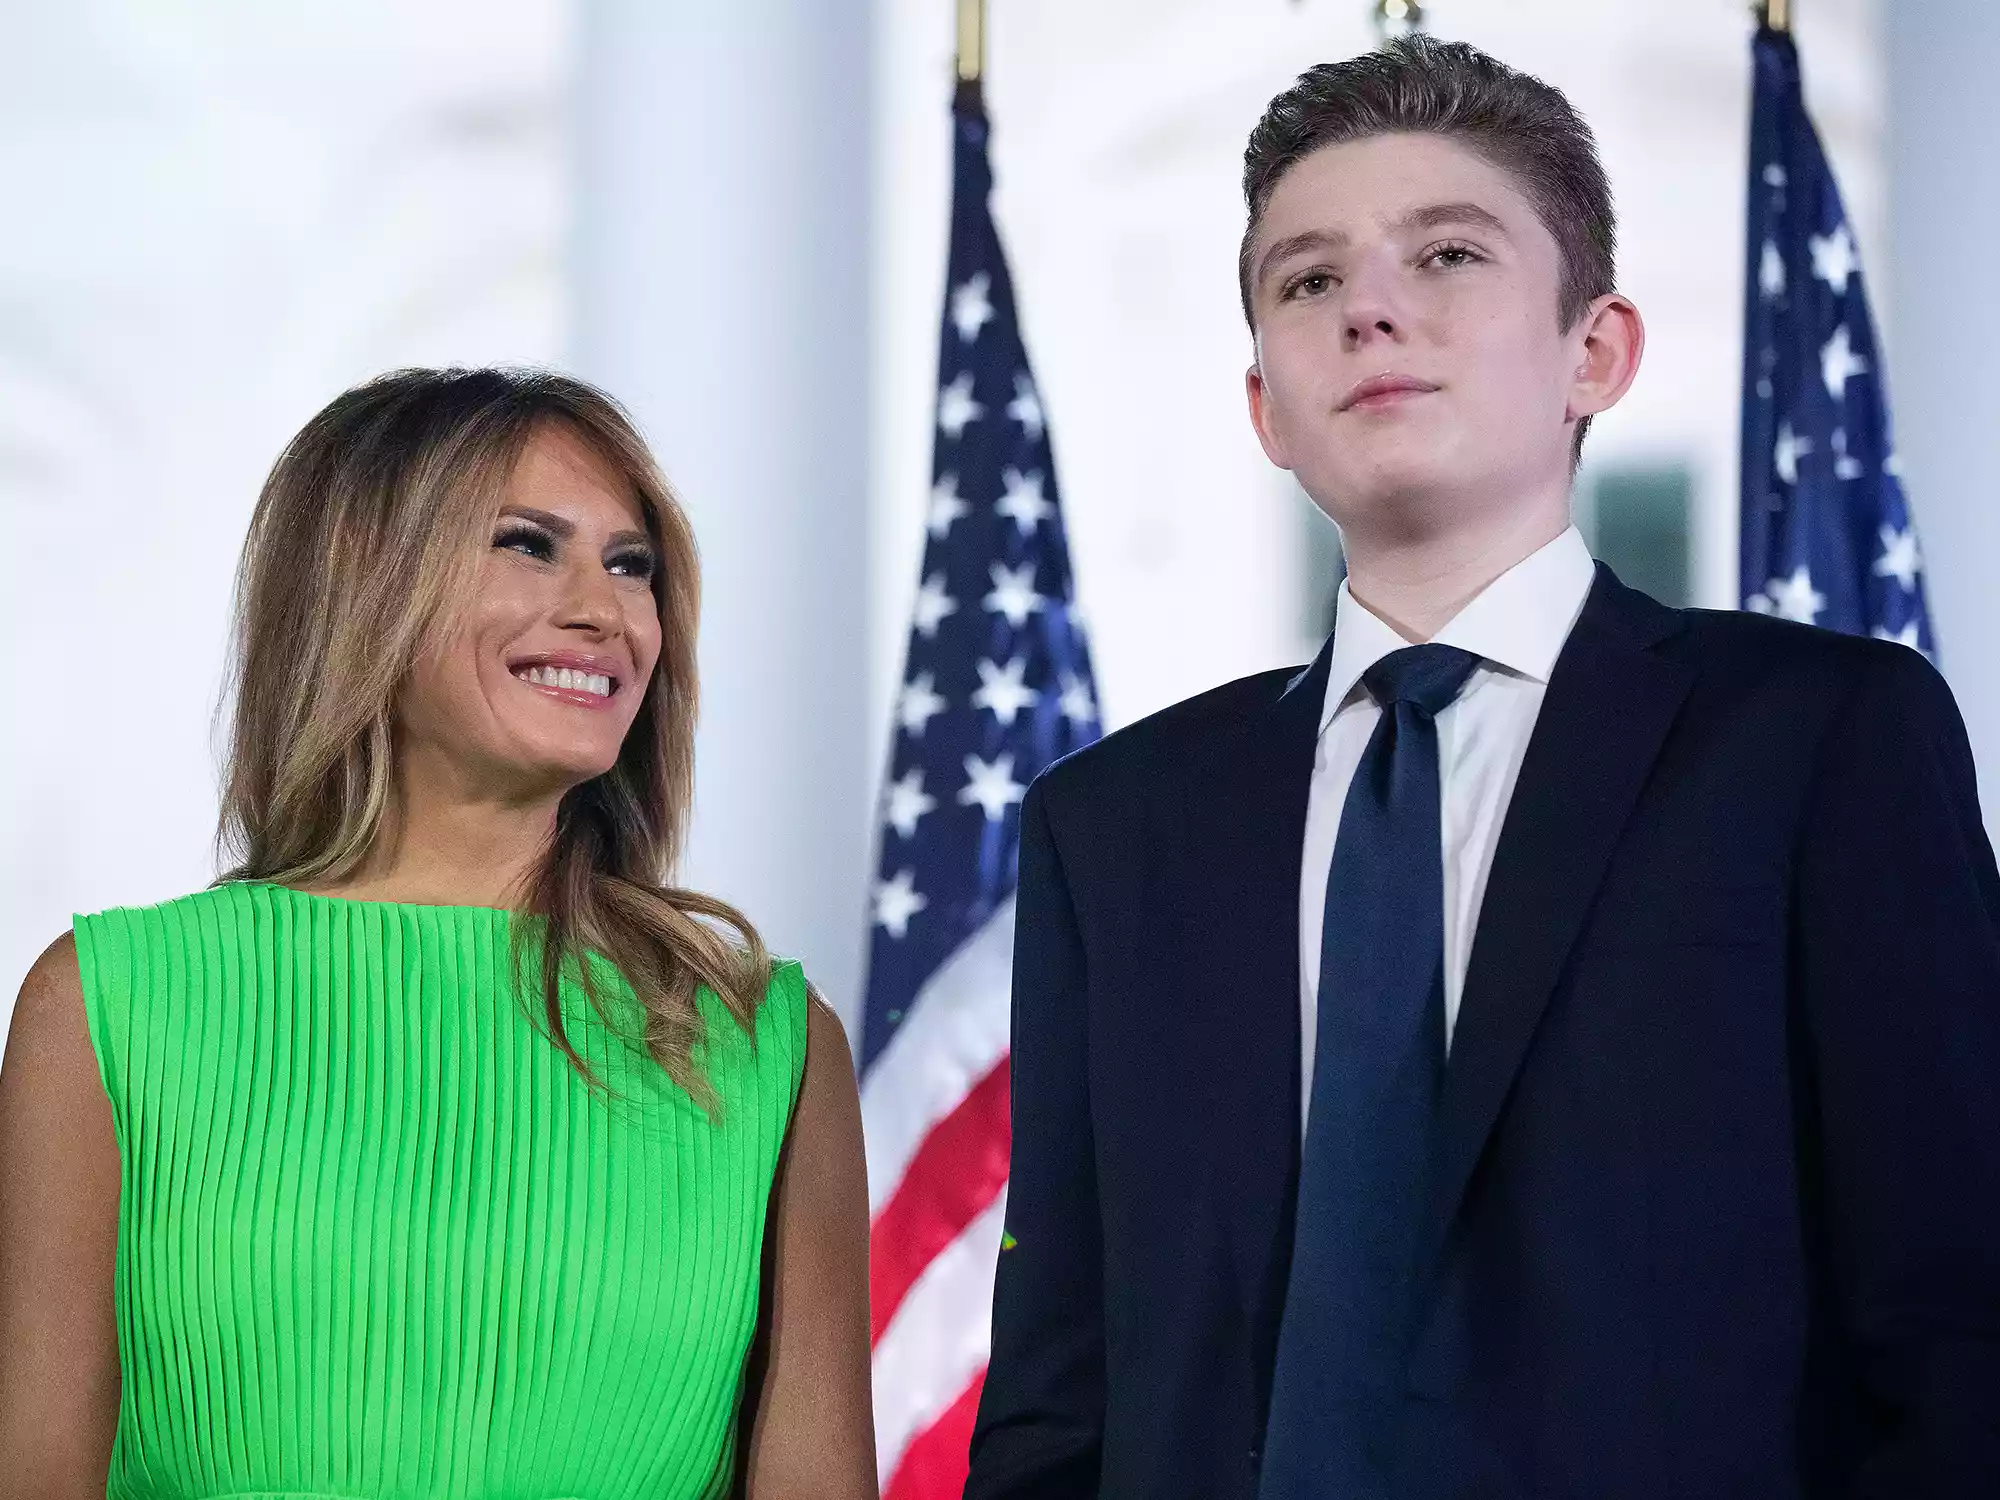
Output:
[1679,606,1944,695]
[1035,663,1305,809]
[1671,607,1971,762]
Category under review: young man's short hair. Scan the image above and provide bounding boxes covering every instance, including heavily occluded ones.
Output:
[1239,36,1618,457]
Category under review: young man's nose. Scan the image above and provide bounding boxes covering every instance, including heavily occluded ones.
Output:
[1340,252,1409,350]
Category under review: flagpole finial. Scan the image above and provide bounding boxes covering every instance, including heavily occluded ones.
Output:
[1373,0,1428,42]
[956,0,985,86]
[1762,0,1792,32]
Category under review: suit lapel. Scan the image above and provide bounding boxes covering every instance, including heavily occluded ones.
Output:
[1420,567,1694,1268]
[1179,637,1330,1360]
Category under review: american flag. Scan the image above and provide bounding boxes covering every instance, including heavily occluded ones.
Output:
[858,85,1101,1499]
[1740,24,1935,652]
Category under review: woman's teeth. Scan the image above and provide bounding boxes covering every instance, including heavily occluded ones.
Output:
[516,665,613,698]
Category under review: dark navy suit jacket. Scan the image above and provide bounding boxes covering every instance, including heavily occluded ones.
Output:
[965,566,2000,1499]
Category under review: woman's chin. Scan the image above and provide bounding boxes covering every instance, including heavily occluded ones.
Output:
[484,743,622,801]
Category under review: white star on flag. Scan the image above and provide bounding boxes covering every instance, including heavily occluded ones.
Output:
[1873,525,1922,591]
[1809,222,1859,295]
[983,561,1044,627]
[1820,324,1868,400]
[1007,374,1045,441]
[882,768,938,839]
[1759,239,1787,300]
[958,753,1027,822]
[938,372,985,439]
[1830,427,1864,480]
[1764,565,1828,624]
[1058,672,1098,728]
[872,868,928,938]
[972,656,1040,727]
[1872,620,1924,651]
[997,467,1053,535]
[1774,421,1812,485]
[897,672,948,736]
[950,272,996,343]
[927,473,970,539]
[912,573,958,639]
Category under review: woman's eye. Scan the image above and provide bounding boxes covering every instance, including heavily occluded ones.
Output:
[494,524,555,561]
[608,549,656,581]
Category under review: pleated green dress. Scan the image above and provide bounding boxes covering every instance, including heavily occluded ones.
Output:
[73,882,807,1500]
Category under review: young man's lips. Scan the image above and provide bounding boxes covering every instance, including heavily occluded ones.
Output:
[1339,375,1440,411]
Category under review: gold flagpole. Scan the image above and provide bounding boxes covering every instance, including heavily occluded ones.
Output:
[1764,0,1792,32]
[1373,0,1428,40]
[957,0,986,106]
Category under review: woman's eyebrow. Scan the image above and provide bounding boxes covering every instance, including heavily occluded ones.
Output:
[499,504,572,538]
[500,506,649,552]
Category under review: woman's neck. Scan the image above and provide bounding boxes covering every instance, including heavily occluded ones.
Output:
[305,757,564,909]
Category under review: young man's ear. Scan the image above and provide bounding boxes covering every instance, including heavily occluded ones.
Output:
[1566,293,1645,425]
[1246,360,1293,472]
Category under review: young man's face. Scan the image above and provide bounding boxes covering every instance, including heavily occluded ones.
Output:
[1245,131,1616,537]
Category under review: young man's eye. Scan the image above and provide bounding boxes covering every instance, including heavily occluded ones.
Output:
[494,523,556,561]
[1423,242,1482,269]
[1285,270,1338,300]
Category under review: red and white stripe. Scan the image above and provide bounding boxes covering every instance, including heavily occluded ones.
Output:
[863,899,1016,1496]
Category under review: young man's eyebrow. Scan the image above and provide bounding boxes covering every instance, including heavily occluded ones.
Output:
[1255,202,1514,294]
[1255,229,1347,292]
[1395,201,1512,239]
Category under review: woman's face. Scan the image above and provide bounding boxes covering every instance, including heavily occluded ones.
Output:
[399,422,665,803]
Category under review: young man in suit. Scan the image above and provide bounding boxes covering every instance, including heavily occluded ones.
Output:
[966,36,2000,1500]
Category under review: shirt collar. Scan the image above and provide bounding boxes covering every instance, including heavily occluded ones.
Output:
[1318,525,1597,736]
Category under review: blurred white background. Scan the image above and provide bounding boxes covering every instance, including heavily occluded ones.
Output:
[6,0,1998,1040]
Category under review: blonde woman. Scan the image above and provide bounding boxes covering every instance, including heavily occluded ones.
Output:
[0,369,877,1499]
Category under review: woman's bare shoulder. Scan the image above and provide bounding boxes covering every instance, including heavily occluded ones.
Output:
[799,978,857,1073]
[9,932,84,1050]
[0,931,122,1484]
[2,925,117,1187]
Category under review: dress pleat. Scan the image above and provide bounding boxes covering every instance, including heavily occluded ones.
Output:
[74,883,807,1500]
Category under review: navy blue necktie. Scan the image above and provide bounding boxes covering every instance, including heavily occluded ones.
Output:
[1260,643,1481,1500]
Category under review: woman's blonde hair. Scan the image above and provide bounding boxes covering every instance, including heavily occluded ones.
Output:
[218,367,769,1100]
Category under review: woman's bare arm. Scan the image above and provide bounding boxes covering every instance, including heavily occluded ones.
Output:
[737,983,877,1500]
[0,934,121,1498]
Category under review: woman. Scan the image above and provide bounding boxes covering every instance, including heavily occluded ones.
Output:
[0,369,877,1498]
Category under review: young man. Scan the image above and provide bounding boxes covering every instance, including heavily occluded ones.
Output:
[966,37,2000,1500]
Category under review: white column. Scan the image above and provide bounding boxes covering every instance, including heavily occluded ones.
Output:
[573,3,875,1021]
[1887,1,2000,828]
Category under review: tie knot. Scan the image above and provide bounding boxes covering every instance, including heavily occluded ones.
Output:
[1362,643,1481,717]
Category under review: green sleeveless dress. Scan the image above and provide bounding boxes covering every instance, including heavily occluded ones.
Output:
[73,882,807,1500]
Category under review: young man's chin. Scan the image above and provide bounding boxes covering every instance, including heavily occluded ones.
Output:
[1307,464,1467,536]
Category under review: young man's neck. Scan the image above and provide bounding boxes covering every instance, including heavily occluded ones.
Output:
[1338,493,1574,644]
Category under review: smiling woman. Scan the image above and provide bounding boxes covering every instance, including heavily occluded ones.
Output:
[0,369,877,1499]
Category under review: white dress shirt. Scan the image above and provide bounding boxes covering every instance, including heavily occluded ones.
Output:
[1299,527,1597,1127]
